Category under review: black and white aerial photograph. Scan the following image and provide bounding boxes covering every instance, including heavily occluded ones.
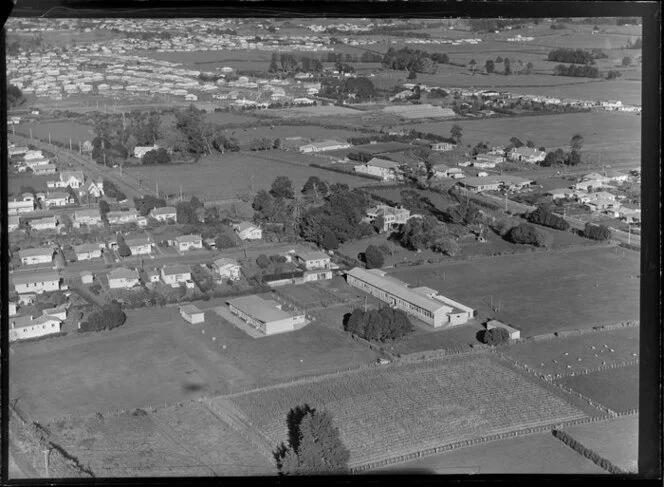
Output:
[2,3,661,481]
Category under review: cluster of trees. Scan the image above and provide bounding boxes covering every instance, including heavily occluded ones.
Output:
[478,327,510,346]
[142,148,171,165]
[102,178,127,202]
[133,195,167,217]
[256,253,287,269]
[79,301,126,333]
[249,137,280,151]
[274,405,350,475]
[583,223,611,241]
[527,206,571,231]
[605,70,622,80]
[505,223,551,247]
[541,148,581,167]
[269,53,324,74]
[300,184,375,250]
[381,46,436,74]
[547,48,597,65]
[344,307,414,342]
[468,19,537,31]
[320,76,376,103]
[359,245,385,269]
[399,214,459,256]
[553,64,601,78]
[176,196,204,225]
[7,84,25,108]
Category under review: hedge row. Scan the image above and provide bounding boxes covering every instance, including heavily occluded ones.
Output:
[551,429,627,474]
[309,163,384,181]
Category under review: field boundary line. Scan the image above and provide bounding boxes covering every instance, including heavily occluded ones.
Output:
[551,359,639,379]
[551,429,629,474]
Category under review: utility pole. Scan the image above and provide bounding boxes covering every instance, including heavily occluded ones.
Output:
[48,132,51,145]
[180,185,183,202]
[364,296,367,312]
[43,449,50,477]
[69,138,72,151]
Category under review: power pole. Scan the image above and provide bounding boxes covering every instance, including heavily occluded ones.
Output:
[48,132,51,145]
[69,138,72,151]
[43,449,50,477]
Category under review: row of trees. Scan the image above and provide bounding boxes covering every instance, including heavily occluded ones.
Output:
[547,48,597,65]
[319,76,376,103]
[381,46,436,74]
[553,64,601,78]
[344,307,414,342]
[526,207,570,231]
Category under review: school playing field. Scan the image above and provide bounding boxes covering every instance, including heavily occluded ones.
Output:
[388,246,639,336]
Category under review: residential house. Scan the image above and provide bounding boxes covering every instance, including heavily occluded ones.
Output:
[44,192,72,208]
[161,264,192,287]
[107,268,141,289]
[74,243,103,261]
[546,188,576,200]
[9,315,62,342]
[233,222,262,241]
[574,177,606,191]
[294,251,332,271]
[619,208,641,224]
[12,271,63,294]
[346,267,474,328]
[29,216,58,231]
[475,153,505,164]
[134,145,160,159]
[298,139,351,153]
[227,295,305,336]
[364,204,413,232]
[74,209,103,227]
[87,180,105,198]
[53,171,86,189]
[23,150,44,160]
[144,269,161,285]
[432,164,465,179]
[8,199,34,214]
[41,305,68,321]
[80,270,94,284]
[8,215,21,232]
[106,209,139,225]
[19,247,54,265]
[578,191,620,212]
[180,304,205,324]
[173,234,204,251]
[604,170,629,183]
[507,147,546,163]
[354,158,401,181]
[459,176,501,193]
[9,301,18,317]
[149,206,177,222]
[33,164,58,175]
[472,160,497,169]
[430,142,456,151]
[213,257,242,281]
[125,237,153,255]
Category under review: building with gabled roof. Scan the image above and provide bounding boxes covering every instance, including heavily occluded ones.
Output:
[9,314,62,342]
[12,271,62,294]
[227,294,305,336]
[354,157,402,181]
[19,247,54,266]
[160,264,191,286]
[213,257,242,281]
[107,267,140,289]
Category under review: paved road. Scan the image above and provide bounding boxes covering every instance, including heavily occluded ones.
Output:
[10,134,152,201]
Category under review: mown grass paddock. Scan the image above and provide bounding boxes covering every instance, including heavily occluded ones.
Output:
[371,430,605,474]
[14,121,94,146]
[45,402,275,477]
[502,325,639,376]
[123,150,379,200]
[211,353,597,468]
[389,246,639,336]
[562,414,638,473]
[557,364,639,413]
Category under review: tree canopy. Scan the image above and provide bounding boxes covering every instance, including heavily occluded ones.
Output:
[344,307,414,341]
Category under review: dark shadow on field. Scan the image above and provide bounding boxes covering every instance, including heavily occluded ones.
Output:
[342,312,352,330]
[181,382,207,394]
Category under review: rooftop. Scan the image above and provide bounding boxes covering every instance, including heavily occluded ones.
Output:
[107,267,140,280]
[11,271,61,285]
[162,264,191,276]
[227,295,301,323]
[19,247,54,258]
[365,157,401,170]
[150,206,177,215]
[175,234,202,243]
[180,304,204,315]
[296,251,330,262]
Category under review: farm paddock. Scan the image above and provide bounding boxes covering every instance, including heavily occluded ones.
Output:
[562,414,638,473]
[371,431,605,474]
[210,353,599,468]
[45,401,275,477]
[388,246,639,336]
[10,305,376,423]
[557,364,639,413]
[502,325,639,376]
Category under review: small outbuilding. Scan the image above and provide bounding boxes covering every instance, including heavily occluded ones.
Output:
[485,319,520,340]
[180,304,205,324]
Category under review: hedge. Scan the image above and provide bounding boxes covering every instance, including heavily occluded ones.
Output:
[552,429,627,474]
[309,163,383,181]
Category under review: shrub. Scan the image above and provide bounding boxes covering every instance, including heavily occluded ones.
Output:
[583,223,611,241]
[478,327,510,346]
[364,245,384,269]
[344,307,414,341]
[79,302,126,332]
[256,254,270,268]
[527,206,571,231]
[505,223,548,247]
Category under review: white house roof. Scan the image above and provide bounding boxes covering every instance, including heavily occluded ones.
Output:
[162,264,190,276]
[227,295,299,323]
[180,304,204,315]
[11,271,61,286]
[366,158,401,170]
[19,247,54,259]
[175,234,202,243]
[107,268,140,280]
[214,257,239,268]
[150,206,176,216]
[296,251,330,262]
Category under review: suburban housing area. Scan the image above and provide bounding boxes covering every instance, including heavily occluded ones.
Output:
[4,14,645,479]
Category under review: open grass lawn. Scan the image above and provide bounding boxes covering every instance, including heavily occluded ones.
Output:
[204,111,259,126]
[557,364,639,413]
[371,431,605,474]
[563,414,638,473]
[389,246,639,336]
[124,151,377,201]
[45,402,274,477]
[14,121,94,146]
[10,304,376,423]
[410,111,640,169]
[212,354,594,468]
[387,321,486,356]
[502,326,639,376]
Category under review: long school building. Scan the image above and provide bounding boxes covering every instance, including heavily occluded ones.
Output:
[345,267,474,328]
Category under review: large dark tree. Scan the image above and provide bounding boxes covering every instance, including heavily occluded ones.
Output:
[270,176,295,199]
[484,59,495,74]
[364,245,384,269]
[450,124,463,144]
[275,405,350,475]
[505,223,549,247]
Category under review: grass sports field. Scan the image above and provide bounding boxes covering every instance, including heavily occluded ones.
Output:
[14,121,94,146]
[371,431,605,474]
[45,402,274,477]
[563,414,638,473]
[410,111,641,170]
[502,326,639,376]
[10,306,376,422]
[124,150,379,200]
[389,246,639,336]
[557,364,639,413]
[210,354,596,468]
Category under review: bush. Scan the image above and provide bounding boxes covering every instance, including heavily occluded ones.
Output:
[583,223,611,241]
[527,207,571,231]
[256,254,270,268]
[505,223,548,247]
[343,307,414,342]
[79,302,126,332]
[364,245,384,269]
[478,327,510,346]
